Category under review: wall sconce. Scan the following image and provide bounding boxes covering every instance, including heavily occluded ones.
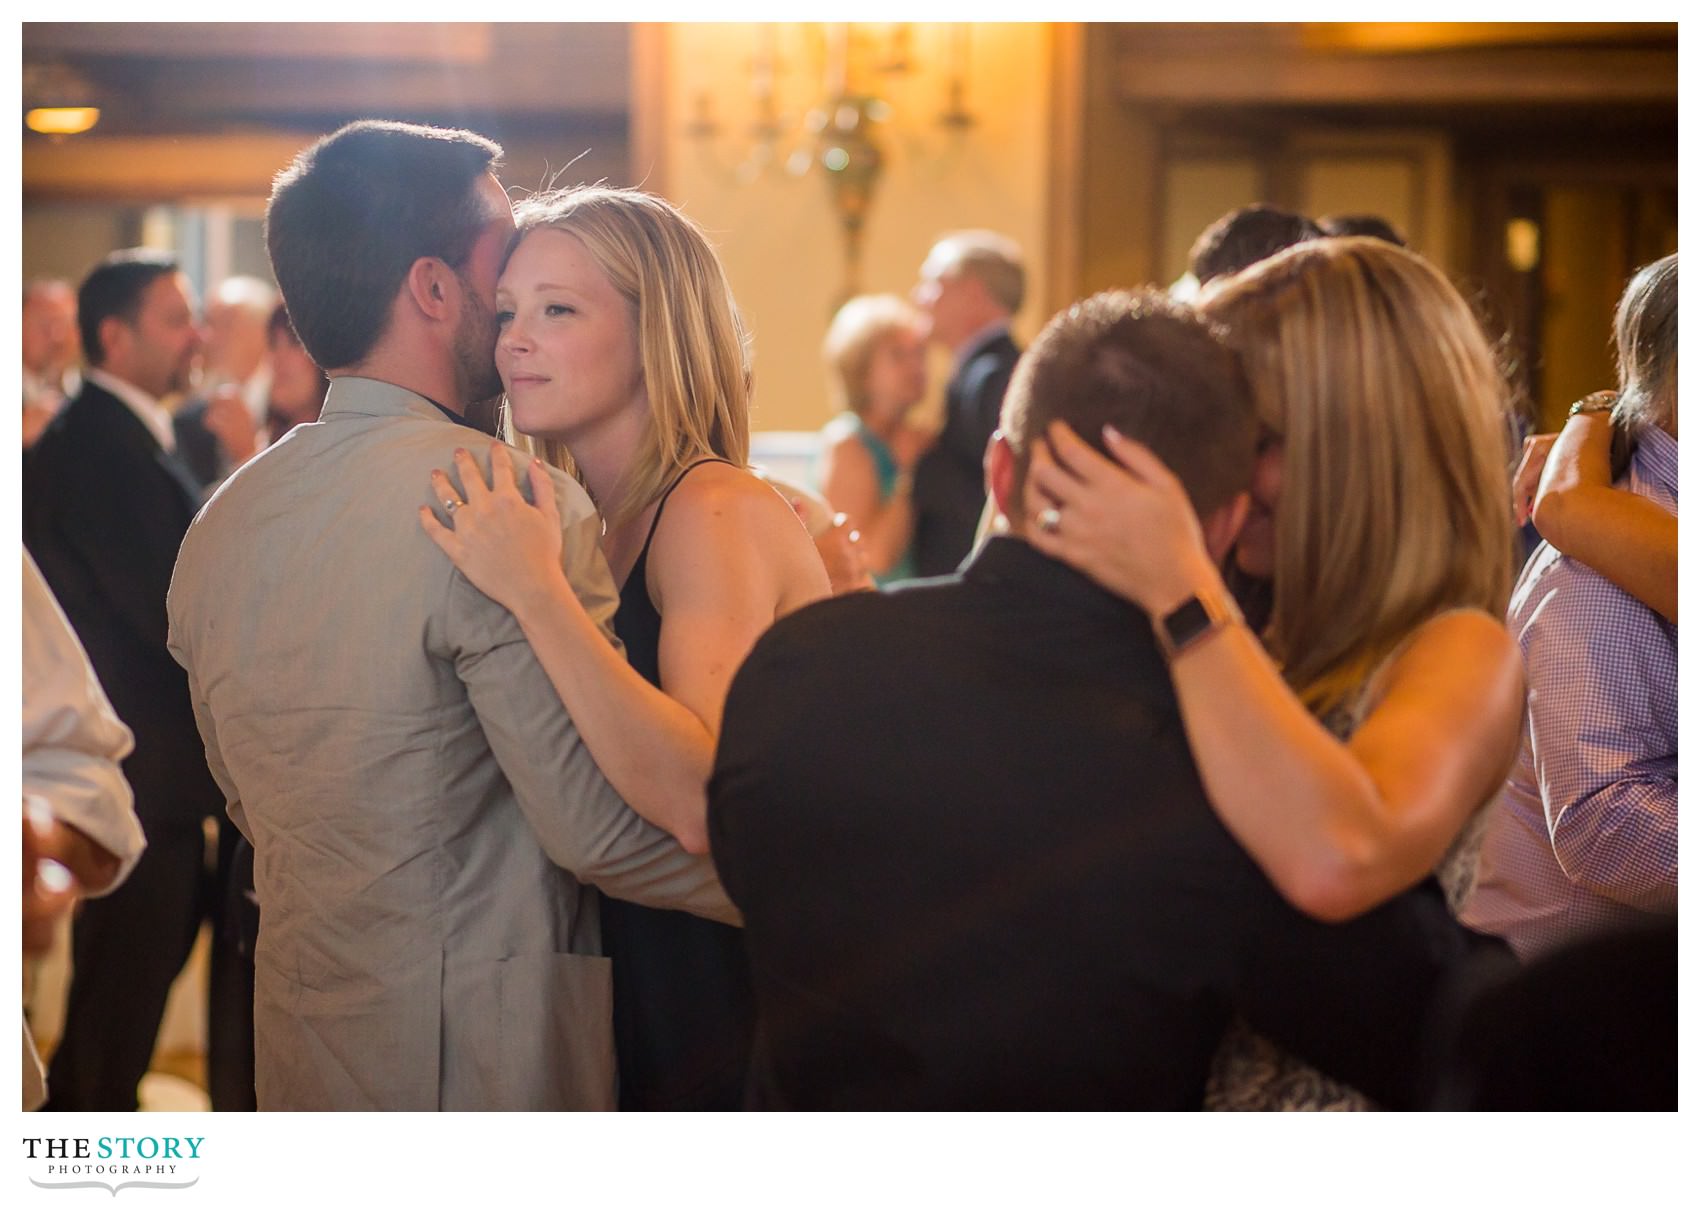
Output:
[686,23,977,301]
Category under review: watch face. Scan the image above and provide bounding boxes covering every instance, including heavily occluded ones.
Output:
[1162,597,1214,649]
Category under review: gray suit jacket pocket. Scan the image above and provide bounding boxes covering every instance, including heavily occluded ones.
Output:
[257,952,442,1111]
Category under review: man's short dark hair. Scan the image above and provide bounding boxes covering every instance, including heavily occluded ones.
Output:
[1317,213,1407,247]
[1001,289,1257,520]
[264,120,503,370]
[77,249,180,366]
[1189,204,1323,285]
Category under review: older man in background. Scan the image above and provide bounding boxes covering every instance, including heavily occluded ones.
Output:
[22,279,81,449]
[173,275,278,487]
[908,229,1025,578]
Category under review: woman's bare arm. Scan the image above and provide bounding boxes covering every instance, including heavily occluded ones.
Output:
[1025,421,1523,921]
[818,434,914,576]
[1532,409,1676,622]
[421,445,823,854]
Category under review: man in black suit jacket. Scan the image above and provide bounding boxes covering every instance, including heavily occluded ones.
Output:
[708,289,1506,1110]
[908,230,1024,577]
[24,249,229,1111]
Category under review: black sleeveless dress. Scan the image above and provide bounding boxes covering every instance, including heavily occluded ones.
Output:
[602,459,756,1110]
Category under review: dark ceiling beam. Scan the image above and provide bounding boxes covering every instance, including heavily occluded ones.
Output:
[23,23,631,123]
[23,23,496,63]
[1300,21,1676,53]
[67,59,627,124]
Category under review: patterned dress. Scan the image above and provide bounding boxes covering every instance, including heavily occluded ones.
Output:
[1203,615,1492,1112]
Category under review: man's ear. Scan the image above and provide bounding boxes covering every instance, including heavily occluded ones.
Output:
[1200,490,1251,564]
[404,257,456,322]
[96,315,130,368]
[985,431,1016,521]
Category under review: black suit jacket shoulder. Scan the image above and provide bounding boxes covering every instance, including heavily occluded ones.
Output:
[908,331,1021,578]
[172,397,224,491]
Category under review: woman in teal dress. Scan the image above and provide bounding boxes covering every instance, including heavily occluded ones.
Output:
[816,294,934,585]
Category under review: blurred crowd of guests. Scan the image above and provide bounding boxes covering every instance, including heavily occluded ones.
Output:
[20,121,1675,1114]
[22,258,328,1112]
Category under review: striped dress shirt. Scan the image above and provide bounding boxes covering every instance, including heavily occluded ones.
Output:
[1462,425,1678,959]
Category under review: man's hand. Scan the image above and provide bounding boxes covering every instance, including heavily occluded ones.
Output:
[810,510,875,595]
[890,423,936,472]
[22,801,116,956]
[1511,432,1557,528]
[205,385,260,468]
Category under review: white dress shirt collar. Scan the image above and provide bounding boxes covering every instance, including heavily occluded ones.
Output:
[84,368,176,453]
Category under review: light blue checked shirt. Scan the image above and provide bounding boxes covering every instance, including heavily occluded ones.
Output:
[1462,425,1677,959]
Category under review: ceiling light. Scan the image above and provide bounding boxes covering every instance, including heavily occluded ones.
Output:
[26,106,101,136]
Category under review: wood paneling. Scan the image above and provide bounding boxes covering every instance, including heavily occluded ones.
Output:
[23,134,320,203]
[22,24,632,134]
[1117,46,1675,107]
[25,23,496,63]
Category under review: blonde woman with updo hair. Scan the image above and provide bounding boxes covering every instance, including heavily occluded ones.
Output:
[419,186,830,1109]
[816,294,933,583]
[1023,238,1525,1109]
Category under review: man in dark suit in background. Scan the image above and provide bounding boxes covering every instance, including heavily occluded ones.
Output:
[24,249,231,1111]
[708,289,1504,1110]
[907,229,1024,577]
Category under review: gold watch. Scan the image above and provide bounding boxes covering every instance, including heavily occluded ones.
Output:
[1152,587,1244,662]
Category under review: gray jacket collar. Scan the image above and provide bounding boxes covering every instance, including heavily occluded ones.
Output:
[321,376,474,428]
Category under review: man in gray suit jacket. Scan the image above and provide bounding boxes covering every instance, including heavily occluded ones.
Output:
[167,120,734,1111]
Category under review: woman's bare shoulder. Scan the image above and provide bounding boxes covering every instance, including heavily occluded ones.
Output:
[819,427,875,471]
[1407,607,1515,659]
[1377,607,1521,706]
[651,462,830,604]
[655,463,816,554]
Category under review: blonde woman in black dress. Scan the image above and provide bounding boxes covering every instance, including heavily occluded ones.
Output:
[420,187,829,1108]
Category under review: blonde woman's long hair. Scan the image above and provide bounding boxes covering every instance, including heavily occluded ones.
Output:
[1201,237,1516,715]
[501,186,751,528]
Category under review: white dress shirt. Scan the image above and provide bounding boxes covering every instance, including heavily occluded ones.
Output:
[22,548,145,1110]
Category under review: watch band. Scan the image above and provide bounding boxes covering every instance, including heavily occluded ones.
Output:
[1153,588,1243,662]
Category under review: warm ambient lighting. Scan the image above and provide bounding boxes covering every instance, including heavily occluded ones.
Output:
[686,24,977,301]
[1505,218,1541,273]
[26,107,101,135]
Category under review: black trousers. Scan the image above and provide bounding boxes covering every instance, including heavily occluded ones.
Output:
[42,817,256,1112]
[207,833,258,1112]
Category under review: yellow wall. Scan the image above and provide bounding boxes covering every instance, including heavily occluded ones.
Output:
[653,23,1055,436]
